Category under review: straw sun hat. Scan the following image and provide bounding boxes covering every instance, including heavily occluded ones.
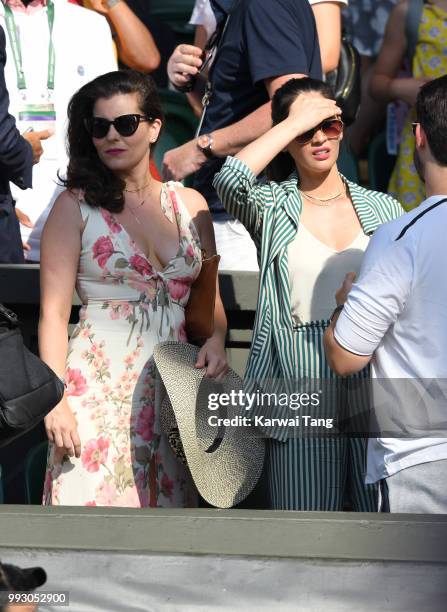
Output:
[153,341,265,509]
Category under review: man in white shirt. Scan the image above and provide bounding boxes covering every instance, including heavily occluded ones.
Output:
[1,0,117,261]
[324,75,447,513]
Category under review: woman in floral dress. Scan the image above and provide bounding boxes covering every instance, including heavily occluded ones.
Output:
[39,70,228,507]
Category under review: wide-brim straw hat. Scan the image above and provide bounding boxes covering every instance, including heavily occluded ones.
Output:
[153,341,265,509]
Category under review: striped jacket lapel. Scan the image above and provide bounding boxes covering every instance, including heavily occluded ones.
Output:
[266,174,301,268]
[344,177,385,234]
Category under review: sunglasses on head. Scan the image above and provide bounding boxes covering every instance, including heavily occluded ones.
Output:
[296,118,344,145]
[84,113,153,139]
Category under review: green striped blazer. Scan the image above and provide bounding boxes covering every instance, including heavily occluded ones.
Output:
[213,156,404,432]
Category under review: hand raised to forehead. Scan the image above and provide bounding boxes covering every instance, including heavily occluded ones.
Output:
[287,94,341,137]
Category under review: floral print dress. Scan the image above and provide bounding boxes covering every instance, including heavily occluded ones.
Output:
[43,183,201,507]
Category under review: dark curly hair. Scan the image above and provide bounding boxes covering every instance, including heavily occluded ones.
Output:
[267,77,335,182]
[62,70,163,213]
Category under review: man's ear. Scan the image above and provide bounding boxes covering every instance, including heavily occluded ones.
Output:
[415,123,426,149]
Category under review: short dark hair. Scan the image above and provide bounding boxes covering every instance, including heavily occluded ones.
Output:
[62,70,163,213]
[267,77,335,181]
[416,75,447,166]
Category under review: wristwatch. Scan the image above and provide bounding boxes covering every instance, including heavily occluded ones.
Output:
[197,133,215,159]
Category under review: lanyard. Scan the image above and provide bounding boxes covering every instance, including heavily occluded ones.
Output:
[195,12,231,138]
[3,0,55,94]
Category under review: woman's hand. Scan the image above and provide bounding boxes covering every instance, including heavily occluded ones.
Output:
[44,397,81,460]
[195,335,229,382]
[286,93,341,138]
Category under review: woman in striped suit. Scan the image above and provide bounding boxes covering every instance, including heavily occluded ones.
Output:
[213,78,403,511]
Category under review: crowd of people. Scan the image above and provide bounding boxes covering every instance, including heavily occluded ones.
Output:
[0,0,446,515]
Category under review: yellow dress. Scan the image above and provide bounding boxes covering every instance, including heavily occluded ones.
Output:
[388,1,447,210]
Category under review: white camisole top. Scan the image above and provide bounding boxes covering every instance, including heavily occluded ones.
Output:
[288,223,370,325]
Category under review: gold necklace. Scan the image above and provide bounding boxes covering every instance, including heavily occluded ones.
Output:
[123,181,150,193]
[300,179,347,204]
[300,188,344,202]
[126,200,145,225]
[125,183,150,225]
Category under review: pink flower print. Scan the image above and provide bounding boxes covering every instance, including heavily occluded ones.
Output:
[65,367,88,397]
[178,319,187,343]
[81,437,110,473]
[117,486,141,507]
[167,278,190,301]
[100,209,121,234]
[96,481,118,505]
[93,236,115,268]
[121,302,133,318]
[186,244,195,259]
[85,501,97,507]
[161,472,174,500]
[135,404,155,442]
[109,308,121,320]
[129,254,152,277]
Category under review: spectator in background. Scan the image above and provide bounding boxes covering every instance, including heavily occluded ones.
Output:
[164,0,322,271]
[0,24,45,263]
[343,0,398,156]
[370,0,447,210]
[0,0,117,262]
[73,0,177,88]
[84,0,161,74]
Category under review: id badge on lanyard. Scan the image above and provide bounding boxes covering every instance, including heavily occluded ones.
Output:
[3,0,57,160]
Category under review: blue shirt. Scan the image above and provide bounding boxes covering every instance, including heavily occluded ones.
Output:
[194,0,322,217]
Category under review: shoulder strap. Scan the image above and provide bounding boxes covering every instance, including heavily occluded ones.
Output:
[195,12,232,138]
[406,0,425,66]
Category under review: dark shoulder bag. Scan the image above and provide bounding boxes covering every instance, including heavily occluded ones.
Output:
[326,37,362,126]
[0,304,64,447]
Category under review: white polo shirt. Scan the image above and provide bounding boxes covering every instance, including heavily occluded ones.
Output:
[334,195,447,483]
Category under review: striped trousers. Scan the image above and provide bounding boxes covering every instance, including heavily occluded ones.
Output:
[265,322,378,511]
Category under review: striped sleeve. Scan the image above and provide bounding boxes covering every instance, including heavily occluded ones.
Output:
[213,156,273,242]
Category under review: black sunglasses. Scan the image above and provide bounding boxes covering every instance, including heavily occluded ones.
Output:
[85,113,153,139]
[296,118,344,145]
[412,122,419,136]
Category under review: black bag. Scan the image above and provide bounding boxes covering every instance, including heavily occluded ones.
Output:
[0,304,64,447]
[326,38,362,126]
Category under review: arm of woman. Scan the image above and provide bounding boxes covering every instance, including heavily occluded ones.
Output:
[369,1,429,106]
[312,1,342,74]
[89,0,161,73]
[39,191,83,459]
[180,187,228,382]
